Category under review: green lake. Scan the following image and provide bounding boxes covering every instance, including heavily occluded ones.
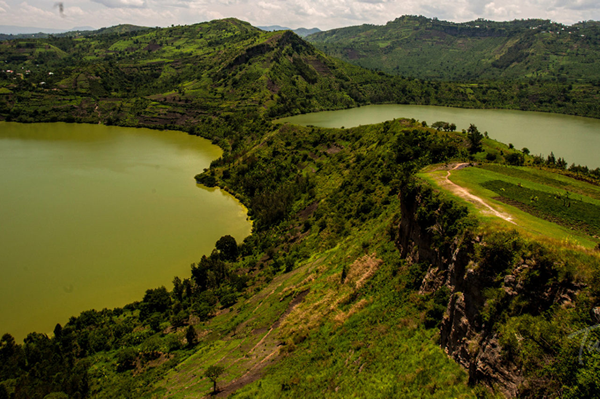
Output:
[277,105,600,169]
[0,122,252,341]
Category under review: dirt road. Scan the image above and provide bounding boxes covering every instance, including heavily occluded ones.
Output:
[434,163,516,225]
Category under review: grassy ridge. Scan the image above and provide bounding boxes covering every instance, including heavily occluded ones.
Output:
[2,114,600,397]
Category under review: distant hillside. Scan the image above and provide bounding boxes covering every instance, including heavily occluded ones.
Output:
[307,15,600,82]
[0,25,68,35]
[258,25,321,37]
[0,24,147,40]
[3,17,600,128]
[2,18,498,127]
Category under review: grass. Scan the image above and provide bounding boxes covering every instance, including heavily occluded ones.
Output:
[481,179,600,236]
[230,201,476,398]
[420,163,600,248]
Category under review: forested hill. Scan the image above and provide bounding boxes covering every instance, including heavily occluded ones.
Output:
[0,18,470,129]
[3,17,600,128]
[306,15,600,82]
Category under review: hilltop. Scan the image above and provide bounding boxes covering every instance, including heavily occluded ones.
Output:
[307,15,600,82]
[257,25,321,37]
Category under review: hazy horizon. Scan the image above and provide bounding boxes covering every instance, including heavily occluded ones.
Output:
[1,0,599,34]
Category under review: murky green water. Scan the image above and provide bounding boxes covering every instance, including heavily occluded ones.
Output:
[0,122,251,341]
[277,105,600,169]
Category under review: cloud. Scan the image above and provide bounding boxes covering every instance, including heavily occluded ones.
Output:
[90,0,147,9]
[66,6,86,16]
[257,1,280,10]
[4,0,600,34]
[553,0,599,11]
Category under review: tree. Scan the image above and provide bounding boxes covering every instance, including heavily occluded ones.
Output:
[116,348,137,372]
[432,121,445,131]
[205,365,225,393]
[0,383,8,399]
[467,124,483,154]
[139,286,172,321]
[186,326,197,347]
[215,235,238,261]
[506,152,524,166]
[172,276,183,302]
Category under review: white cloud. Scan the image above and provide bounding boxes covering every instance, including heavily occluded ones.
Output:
[258,1,280,9]
[554,0,598,11]
[3,0,600,33]
[90,0,147,9]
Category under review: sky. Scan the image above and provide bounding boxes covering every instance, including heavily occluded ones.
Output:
[1,0,600,33]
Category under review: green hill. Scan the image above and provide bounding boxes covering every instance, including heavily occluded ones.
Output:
[307,15,600,82]
[2,17,600,399]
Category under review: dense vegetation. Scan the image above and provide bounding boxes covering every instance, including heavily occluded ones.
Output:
[307,15,600,83]
[3,17,600,129]
[1,17,600,399]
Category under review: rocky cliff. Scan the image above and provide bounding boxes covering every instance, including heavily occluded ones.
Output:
[394,181,584,397]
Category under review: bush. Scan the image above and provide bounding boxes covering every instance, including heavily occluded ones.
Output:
[193,301,215,321]
[116,348,138,372]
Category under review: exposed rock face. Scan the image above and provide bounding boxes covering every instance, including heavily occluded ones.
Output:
[394,184,579,397]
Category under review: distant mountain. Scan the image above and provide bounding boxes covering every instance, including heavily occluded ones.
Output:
[258,25,321,37]
[257,25,289,31]
[71,26,96,31]
[307,15,600,82]
[0,25,67,35]
[293,27,321,37]
[0,24,148,40]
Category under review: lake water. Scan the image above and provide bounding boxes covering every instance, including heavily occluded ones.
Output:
[277,105,600,169]
[0,122,251,341]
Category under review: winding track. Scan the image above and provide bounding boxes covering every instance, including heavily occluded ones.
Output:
[435,163,516,225]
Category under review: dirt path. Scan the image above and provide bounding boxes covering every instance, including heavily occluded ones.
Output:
[435,163,516,225]
[211,290,310,399]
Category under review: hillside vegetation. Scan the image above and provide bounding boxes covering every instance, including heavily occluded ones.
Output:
[308,15,600,83]
[3,17,600,126]
[2,116,600,398]
[1,17,600,399]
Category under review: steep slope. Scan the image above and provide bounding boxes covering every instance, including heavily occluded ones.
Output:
[307,15,600,82]
[2,111,600,398]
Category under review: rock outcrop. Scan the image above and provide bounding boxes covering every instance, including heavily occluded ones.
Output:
[394,183,580,397]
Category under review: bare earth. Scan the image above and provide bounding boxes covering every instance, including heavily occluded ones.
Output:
[432,163,516,225]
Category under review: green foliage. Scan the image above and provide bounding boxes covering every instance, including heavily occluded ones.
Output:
[481,180,600,236]
[467,124,484,153]
[116,348,138,372]
[185,326,197,348]
[308,15,600,84]
[139,286,172,321]
[3,17,600,400]
[215,235,239,261]
[204,365,225,393]
[425,287,451,329]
